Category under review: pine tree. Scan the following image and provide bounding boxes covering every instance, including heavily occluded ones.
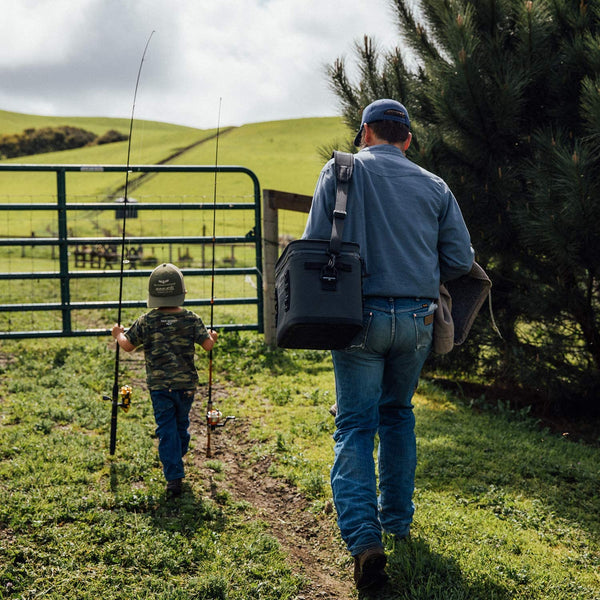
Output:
[327,0,600,412]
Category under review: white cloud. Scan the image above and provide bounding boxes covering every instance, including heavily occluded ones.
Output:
[0,0,90,67]
[0,0,400,128]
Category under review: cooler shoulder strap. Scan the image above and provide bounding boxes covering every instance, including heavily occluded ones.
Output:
[329,150,354,255]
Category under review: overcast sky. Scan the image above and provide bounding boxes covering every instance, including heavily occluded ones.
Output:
[0,0,401,130]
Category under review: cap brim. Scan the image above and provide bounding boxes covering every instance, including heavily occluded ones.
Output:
[353,125,364,147]
[147,293,186,308]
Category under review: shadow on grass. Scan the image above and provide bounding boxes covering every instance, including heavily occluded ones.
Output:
[413,388,600,543]
[109,462,226,534]
[360,538,509,600]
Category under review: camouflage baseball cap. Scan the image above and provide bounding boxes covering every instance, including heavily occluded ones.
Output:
[147,263,186,308]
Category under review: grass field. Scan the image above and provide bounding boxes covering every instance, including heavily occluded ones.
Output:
[0,108,346,198]
[0,334,598,599]
[0,109,347,241]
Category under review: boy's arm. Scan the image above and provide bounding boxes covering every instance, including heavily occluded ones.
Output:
[201,329,218,352]
[111,324,136,352]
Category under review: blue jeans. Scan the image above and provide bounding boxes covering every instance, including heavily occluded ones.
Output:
[330,297,434,556]
[150,389,195,482]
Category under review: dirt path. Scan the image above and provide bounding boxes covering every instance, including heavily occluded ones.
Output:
[189,400,356,600]
[108,127,235,199]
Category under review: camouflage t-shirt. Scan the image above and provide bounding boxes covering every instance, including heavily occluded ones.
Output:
[125,308,210,391]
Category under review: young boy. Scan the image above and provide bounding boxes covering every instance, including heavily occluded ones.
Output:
[112,262,217,497]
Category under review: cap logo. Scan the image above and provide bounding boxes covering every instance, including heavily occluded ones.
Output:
[147,262,186,307]
[384,109,407,118]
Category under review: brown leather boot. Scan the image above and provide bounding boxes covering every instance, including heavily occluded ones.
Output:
[353,546,388,590]
[166,478,182,497]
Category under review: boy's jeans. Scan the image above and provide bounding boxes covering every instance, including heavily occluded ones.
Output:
[331,297,434,556]
[150,389,195,482]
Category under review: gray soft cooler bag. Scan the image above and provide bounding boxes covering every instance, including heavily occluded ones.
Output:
[275,151,363,350]
[275,238,363,349]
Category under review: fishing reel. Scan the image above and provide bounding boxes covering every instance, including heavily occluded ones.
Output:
[119,385,132,412]
[205,406,235,457]
[206,408,235,431]
[102,384,133,412]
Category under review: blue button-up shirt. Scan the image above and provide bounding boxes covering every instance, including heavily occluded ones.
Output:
[303,144,474,299]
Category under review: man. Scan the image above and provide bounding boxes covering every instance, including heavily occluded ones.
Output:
[302,99,474,590]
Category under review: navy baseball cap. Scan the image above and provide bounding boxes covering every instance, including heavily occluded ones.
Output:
[353,99,411,146]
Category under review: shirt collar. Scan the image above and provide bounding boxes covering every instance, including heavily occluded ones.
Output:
[360,143,406,157]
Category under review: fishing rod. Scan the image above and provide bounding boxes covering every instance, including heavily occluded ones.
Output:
[104,31,155,456]
[206,98,235,458]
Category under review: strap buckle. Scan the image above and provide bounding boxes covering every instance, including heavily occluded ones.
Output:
[320,255,338,290]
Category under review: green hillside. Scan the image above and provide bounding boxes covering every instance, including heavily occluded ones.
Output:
[0,109,350,238]
[0,110,217,199]
[0,109,352,332]
[0,109,132,136]
[0,109,211,165]
[0,110,348,194]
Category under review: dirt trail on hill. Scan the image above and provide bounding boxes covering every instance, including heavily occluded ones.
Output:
[109,127,235,198]
[189,394,355,600]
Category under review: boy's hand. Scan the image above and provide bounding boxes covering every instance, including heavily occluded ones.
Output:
[111,324,125,339]
[111,324,135,352]
[202,329,218,351]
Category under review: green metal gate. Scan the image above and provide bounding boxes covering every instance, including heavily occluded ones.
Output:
[0,164,263,339]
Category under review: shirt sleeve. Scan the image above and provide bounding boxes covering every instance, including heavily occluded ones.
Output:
[438,188,475,282]
[302,160,336,240]
[124,315,145,348]
[193,314,210,344]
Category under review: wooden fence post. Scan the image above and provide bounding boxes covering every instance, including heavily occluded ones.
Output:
[262,189,279,347]
[261,190,313,348]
